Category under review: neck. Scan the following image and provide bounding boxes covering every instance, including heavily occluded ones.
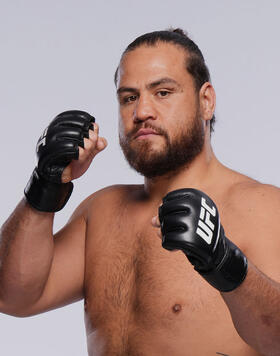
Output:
[143,142,221,201]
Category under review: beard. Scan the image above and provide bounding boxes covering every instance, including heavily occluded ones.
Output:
[119,113,205,179]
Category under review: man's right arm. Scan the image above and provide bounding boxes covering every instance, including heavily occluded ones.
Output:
[0,110,107,317]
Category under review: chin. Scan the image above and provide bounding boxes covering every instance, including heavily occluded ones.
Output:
[132,138,165,154]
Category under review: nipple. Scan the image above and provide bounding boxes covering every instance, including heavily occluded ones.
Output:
[172,303,182,313]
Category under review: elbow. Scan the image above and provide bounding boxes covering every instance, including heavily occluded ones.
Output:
[0,292,42,318]
[0,302,36,318]
[0,308,34,318]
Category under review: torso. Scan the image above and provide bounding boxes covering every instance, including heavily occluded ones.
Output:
[83,173,264,356]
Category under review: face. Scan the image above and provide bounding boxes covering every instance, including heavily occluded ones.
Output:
[117,42,205,178]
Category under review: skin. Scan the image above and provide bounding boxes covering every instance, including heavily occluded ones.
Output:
[1,42,280,356]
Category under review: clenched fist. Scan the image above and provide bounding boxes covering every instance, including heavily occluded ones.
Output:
[25,110,107,212]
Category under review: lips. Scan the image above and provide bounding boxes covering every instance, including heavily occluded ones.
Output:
[134,128,160,139]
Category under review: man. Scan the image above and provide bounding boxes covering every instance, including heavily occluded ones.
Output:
[0,28,280,356]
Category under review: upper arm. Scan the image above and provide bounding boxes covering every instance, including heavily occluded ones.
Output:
[227,183,280,283]
[3,184,135,317]
[15,199,89,317]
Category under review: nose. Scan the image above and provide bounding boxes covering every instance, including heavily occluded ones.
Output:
[133,94,157,123]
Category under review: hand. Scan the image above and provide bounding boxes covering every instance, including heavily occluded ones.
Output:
[25,110,106,212]
[153,188,248,292]
[61,123,107,183]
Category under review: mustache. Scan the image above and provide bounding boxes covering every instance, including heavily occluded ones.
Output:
[127,123,168,140]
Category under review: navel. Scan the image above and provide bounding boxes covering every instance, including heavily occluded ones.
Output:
[172,303,182,313]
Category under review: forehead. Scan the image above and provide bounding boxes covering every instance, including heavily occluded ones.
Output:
[117,42,190,87]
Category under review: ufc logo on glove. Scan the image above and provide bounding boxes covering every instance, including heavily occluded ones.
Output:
[196,197,218,245]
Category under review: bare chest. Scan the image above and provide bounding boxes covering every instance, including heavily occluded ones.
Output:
[83,208,258,355]
[85,212,212,313]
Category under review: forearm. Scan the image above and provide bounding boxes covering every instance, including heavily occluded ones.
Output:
[0,198,54,310]
[222,261,280,356]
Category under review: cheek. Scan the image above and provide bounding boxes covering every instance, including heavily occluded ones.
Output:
[118,115,132,140]
[119,105,136,131]
[119,104,135,119]
[166,97,198,127]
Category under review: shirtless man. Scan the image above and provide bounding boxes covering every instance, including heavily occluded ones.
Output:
[0,28,280,356]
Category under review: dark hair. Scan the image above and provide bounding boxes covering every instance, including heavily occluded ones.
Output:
[115,28,215,133]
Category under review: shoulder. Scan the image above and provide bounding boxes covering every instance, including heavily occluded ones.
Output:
[220,168,280,231]
[225,177,280,217]
[221,175,280,280]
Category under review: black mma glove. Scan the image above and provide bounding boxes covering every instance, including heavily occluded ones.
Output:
[159,188,248,292]
[24,110,95,212]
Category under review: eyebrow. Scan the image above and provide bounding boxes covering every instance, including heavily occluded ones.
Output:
[117,77,181,96]
[147,77,181,89]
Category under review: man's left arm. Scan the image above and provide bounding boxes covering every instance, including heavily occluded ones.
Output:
[221,260,280,356]
[153,187,280,356]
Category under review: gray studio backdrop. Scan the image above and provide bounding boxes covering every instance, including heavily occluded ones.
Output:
[0,0,279,355]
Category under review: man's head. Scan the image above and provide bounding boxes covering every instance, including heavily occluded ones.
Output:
[116,28,216,178]
[115,28,215,132]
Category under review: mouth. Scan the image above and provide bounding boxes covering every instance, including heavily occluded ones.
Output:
[134,128,161,140]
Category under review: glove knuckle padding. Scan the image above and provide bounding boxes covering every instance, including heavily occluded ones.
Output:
[36,111,95,183]
[163,188,193,202]
[47,126,84,142]
[24,110,95,212]
[160,188,248,292]
[47,110,94,141]
[54,110,94,125]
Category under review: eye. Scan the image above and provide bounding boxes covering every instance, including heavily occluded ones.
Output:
[123,95,137,103]
[157,90,170,98]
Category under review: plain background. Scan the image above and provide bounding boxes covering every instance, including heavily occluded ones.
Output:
[1,0,280,354]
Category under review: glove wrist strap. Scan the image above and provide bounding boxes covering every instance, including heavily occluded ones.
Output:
[24,169,73,212]
[198,238,248,292]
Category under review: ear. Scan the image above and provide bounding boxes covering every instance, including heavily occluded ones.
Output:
[199,82,216,122]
